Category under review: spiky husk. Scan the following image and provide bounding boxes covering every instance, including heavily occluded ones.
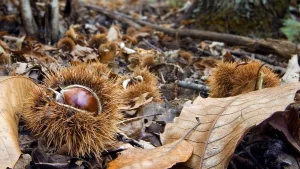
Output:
[23,64,122,157]
[178,50,193,64]
[99,42,117,63]
[57,37,76,52]
[126,26,137,36]
[122,35,137,45]
[71,62,112,77]
[88,34,108,48]
[208,61,280,98]
[118,68,161,106]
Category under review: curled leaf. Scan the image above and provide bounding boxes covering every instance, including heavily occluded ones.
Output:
[0,77,38,168]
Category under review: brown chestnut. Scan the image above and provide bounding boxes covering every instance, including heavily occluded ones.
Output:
[49,85,101,114]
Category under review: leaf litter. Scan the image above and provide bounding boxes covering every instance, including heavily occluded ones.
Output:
[0,0,299,169]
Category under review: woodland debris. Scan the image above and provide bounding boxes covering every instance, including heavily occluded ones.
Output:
[107,140,193,169]
[1,1,299,168]
[85,4,299,59]
[177,80,209,93]
[208,61,280,97]
[118,68,161,110]
[229,104,300,169]
[161,82,300,169]
[85,4,141,29]
[0,77,39,169]
[22,64,122,157]
[281,55,300,83]
[228,49,286,67]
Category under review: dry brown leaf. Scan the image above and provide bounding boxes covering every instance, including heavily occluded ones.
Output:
[70,45,93,56]
[120,93,153,111]
[108,140,193,169]
[161,82,300,169]
[281,55,300,83]
[15,36,25,51]
[0,77,38,169]
[107,24,121,41]
[131,92,153,109]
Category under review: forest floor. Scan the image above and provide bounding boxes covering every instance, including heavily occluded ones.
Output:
[1,0,300,169]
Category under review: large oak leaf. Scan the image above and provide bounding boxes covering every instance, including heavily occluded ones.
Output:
[161,82,300,169]
[0,77,38,169]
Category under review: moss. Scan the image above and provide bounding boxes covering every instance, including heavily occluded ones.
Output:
[192,0,290,38]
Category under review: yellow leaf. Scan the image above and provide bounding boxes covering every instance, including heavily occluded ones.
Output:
[161,82,300,169]
[0,77,38,169]
[108,140,193,169]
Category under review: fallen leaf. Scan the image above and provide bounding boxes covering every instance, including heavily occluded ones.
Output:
[209,41,224,48]
[132,93,153,108]
[107,24,121,41]
[70,45,93,56]
[281,55,300,83]
[120,93,153,111]
[13,154,31,169]
[0,44,5,54]
[122,78,131,89]
[0,77,38,169]
[120,42,137,54]
[161,82,300,169]
[15,36,26,51]
[120,119,143,139]
[260,104,300,152]
[108,140,193,169]
[14,62,28,74]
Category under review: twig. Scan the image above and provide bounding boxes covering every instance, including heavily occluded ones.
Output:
[229,50,286,67]
[85,4,141,29]
[118,113,162,124]
[143,38,163,53]
[116,133,143,148]
[178,80,209,93]
[159,71,166,84]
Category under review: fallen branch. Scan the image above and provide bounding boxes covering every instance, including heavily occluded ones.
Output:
[127,18,299,59]
[85,4,299,59]
[228,50,286,67]
[85,5,141,29]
